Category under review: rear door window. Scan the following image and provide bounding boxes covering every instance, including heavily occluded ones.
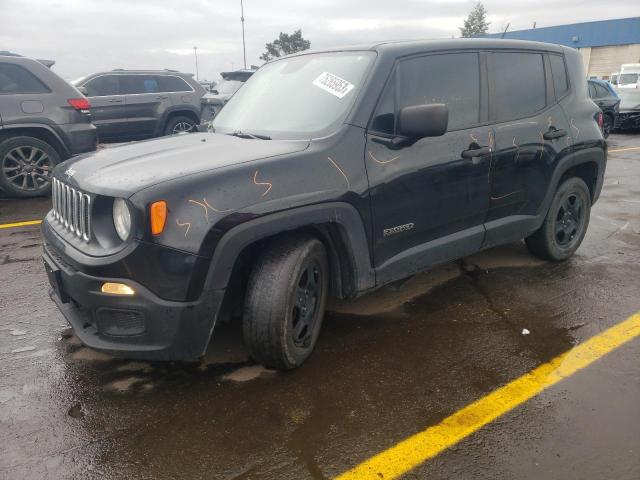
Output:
[587,82,597,98]
[491,52,546,121]
[0,63,50,94]
[549,54,569,98]
[84,75,120,96]
[397,52,480,131]
[121,75,159,94]
[156,75,192,92]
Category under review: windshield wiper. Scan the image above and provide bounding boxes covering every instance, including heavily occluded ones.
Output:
[228,130,271,140]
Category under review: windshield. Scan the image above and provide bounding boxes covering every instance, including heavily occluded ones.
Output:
[214,79,244,95]
[212,51,375,140]
[619,73,639,85]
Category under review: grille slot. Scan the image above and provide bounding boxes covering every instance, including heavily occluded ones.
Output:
[51,178,91,241]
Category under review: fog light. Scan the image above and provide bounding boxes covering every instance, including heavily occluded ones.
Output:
[101,282,135,296]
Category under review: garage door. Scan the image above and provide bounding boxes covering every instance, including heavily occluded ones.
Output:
[588,46,620,78]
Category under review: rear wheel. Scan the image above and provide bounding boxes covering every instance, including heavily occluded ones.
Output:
[525,177,591,261]
[164,116,197,136]
[602,113,613,138]
[243,234,329,370]
[0,136,60,197]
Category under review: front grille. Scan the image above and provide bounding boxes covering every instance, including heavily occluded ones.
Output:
[51,178,91,241]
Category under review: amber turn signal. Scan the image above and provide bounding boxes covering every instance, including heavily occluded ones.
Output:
[101,282,135,295]
[150,201,167,235]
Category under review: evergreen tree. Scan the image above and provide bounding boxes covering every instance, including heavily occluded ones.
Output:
[460,3,490,37]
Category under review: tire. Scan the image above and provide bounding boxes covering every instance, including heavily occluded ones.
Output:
[525,177,591,261]
[602,113,613,139]
[163,116,197,136]
[243,234,329,370]
[0,136,60,198]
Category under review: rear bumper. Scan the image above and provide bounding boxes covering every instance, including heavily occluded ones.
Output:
[43,245,224,361]
[57,123,98,156]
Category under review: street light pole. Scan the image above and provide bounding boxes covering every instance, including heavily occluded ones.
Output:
[240,0,247,69]
[193,46,199,80]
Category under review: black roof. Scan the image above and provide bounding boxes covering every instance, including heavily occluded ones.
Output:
[287,38,565,59]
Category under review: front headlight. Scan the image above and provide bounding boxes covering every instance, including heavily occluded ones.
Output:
[113,198,132,241]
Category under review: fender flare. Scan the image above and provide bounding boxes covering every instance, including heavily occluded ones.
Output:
[0,123,70,157]
[539,144,606,220]
[202,202,375,296]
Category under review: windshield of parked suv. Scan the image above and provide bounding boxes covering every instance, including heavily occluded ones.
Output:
[619,73,639,85]
[212,51,375,139]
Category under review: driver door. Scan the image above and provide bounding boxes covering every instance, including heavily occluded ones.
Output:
[366,51,492,283]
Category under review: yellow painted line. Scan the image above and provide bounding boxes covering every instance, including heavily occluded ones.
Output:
[0,220,42,230]
[609,146,640,153]
[335,312,640,480]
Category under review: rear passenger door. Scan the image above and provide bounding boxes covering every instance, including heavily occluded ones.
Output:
[121,74,172,138]
[82,74,128,140]
[484,51,572,247]
[366,51,493,283]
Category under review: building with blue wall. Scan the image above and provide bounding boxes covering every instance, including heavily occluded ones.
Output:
[485,17,640,79]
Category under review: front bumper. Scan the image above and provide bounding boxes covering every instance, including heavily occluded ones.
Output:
[614,110,640,130]
[43,244,224,361]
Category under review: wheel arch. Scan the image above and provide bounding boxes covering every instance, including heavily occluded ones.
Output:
[159,107,200,135]
[0,124,69,159]
[202,202,375,302]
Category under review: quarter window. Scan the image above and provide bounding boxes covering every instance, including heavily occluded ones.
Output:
[84,75,120,96]
[156,75,192,92]
[549,54,569,98]
[594,83,609,98]
[398,53,480,130]
[0,63,50,94]
[492,52,546,121]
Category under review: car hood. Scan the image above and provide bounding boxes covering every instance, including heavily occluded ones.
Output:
[201,92,233,105]
[59,133,309,197]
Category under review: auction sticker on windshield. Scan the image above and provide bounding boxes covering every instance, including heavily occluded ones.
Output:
[312,72,355,99]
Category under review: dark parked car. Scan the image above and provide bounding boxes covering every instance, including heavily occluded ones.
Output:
[72,70,205,141]
[200,69,254,121]
[587,79,619,137]
[43,39,605,369]
[615,88,640,130]
[0,53,96,197]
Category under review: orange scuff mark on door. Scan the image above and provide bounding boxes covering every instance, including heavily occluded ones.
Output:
[368,151,400,165]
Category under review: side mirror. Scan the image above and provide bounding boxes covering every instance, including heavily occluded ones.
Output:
[77,86,88,96]
[397,103,448,139]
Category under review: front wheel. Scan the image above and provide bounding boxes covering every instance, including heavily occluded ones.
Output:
[243,234,329,370]
[525,177,591,261]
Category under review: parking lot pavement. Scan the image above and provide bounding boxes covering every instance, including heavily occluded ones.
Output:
[1,134,639,480]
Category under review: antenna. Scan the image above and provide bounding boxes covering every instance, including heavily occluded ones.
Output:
[501,23,510,39]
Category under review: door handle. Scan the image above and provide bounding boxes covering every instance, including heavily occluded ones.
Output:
[543,128,567,140]
[156,95,169,100]
[461,146,491,159]
[108,98,123,103]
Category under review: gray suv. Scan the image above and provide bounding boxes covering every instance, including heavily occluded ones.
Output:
[72,70,206,141]
[0,53,97,197]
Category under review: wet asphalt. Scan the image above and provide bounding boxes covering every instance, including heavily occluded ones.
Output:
[1,134,639,480]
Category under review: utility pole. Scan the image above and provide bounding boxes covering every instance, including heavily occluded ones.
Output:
[240,0,247,69]
[193,46,199,80]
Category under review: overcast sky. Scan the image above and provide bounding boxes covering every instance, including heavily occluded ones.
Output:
[1,0,639,81]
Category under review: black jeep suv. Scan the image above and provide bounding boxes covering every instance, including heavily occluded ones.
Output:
[0,53,97,197]
[42,39,606,369]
